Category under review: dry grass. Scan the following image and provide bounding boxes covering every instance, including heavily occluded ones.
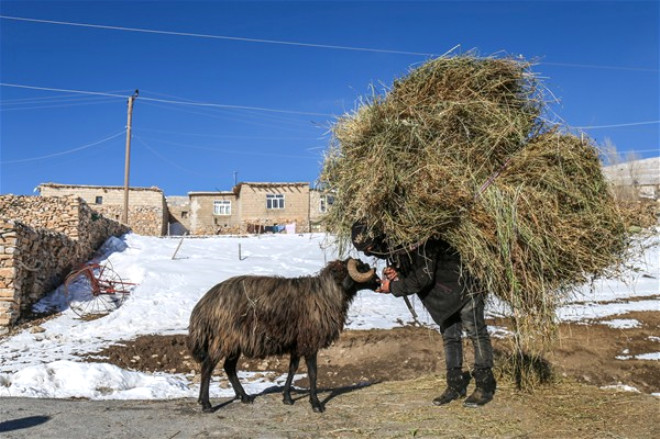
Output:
[320,55,628,371]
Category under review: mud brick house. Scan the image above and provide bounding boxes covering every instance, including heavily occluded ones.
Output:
[38,183,168,236]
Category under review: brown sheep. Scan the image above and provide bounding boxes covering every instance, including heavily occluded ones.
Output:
[188,258,378,413]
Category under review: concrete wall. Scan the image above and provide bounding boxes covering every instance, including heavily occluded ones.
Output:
[189,192,240,235]
[39,183,167,236]
[0,195,129,330]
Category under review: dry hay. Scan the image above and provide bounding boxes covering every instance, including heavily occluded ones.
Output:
[321,55,628,374]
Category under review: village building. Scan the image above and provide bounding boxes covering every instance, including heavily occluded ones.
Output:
[186,182,333,235]
[38,183,168,236]
[602,156,660,201]
[36,181,334,236]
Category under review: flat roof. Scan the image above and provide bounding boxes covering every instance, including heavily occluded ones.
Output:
[39,183,163,192]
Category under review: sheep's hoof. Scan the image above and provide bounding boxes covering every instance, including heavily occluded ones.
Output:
[283,396,294,405]
[240,394,255,404]
[201,404,214,413]
[312,403,325,413]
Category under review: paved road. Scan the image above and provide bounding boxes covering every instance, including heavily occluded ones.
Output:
[0,396,257,439]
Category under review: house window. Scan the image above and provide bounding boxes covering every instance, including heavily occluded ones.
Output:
[213,200,231,215]
[319,194,335,213]
[266,193,285,209]
[181,211,188,218]
[95,196,103,205]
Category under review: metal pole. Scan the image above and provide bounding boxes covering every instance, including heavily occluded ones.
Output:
[123,90,138,224]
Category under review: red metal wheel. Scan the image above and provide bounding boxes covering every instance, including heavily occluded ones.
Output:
[64,262,131,317]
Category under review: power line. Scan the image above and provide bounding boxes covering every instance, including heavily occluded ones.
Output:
[137,127,322,140]
[139,101,319,131]
[0,99,120,112]
[540,62,658,73]
[575,120,660,129]
[0,14,435,57]
[0,82,333,117]
[135,136,203,176]
[0,130,126,164]
[134,135,320,160]
[2,15,657,72]
[2,82,658,131]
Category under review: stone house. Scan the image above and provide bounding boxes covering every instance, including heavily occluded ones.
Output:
[187,182,323,235]
[35,181,335,237]
[309,188,335,232]
[38,183,168,236]
[602,157,660,201]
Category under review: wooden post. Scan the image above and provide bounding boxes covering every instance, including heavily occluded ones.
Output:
[171,237,185,260]
[122,90,138,224]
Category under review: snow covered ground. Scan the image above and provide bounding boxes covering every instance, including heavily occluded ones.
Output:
[0,231,658,400]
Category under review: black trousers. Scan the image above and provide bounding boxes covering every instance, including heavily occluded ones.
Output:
[439,292,494,371]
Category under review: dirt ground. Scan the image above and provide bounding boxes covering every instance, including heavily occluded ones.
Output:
[89,311,660,395]
[2,310,659,438]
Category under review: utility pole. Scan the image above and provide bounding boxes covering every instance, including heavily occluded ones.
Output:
[122,90,139,224]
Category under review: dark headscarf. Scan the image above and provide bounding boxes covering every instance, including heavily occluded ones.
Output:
[351,222,388,256]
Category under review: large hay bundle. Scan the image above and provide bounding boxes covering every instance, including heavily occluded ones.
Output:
[321,55,627,368]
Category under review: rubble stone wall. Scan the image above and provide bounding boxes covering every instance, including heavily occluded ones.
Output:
[0,195,129,330]
[39,184,168,236]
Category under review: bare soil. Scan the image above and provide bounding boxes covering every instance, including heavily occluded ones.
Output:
[89,312,660,395]
[2,311,659,438]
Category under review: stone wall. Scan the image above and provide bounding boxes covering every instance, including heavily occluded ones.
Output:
[39,183,167,236]
[86,204,166,236]
[0,195,129,329]
[165,196,191,235]
[0,218,80,326]
[235,183,311,234]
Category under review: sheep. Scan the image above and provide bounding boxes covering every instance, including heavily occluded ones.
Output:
[187,258,379,413]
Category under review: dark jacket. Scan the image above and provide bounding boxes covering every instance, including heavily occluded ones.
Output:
[387,240,473,326]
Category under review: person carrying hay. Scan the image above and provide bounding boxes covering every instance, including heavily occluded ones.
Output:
[352,223,496,407]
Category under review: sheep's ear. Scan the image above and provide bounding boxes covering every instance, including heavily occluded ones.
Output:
[342,275,354,291]
[327,260,347,284]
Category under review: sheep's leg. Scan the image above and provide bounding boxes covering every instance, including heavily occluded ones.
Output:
[283,353,300,405]
[305,352,324,413]
[199,355,220,413]
[224,350,254,404]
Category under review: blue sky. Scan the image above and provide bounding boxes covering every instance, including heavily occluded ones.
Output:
[1,1,658,196]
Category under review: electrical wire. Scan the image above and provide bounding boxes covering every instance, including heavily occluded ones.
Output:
[134,136,204,176]
[0,130,125,164]
[136,127,322,141]
[0,15,437,57]
[138,101,320,132]
[133,135,321,160]
[0,99,120,112]
[2,15,657,72]
[574,121,660,129]
[0,82,333,116]
[2,82,658,132]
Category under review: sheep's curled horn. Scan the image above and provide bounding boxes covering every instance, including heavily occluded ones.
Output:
[347,259,375,283]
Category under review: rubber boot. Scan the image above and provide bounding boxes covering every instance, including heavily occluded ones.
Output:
[433,368,470,406]
[463,368,496,407]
